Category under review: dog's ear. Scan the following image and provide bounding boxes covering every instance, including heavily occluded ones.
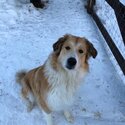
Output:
[85,39,98,58]
[53,35,68,55]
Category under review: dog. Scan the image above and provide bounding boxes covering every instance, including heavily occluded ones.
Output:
[16,34,97,125]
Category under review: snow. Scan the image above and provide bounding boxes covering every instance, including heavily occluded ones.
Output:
[0,0,125,125]
[120,0,125,5]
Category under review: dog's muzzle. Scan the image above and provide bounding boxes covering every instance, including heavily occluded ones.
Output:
[66,57,77,70]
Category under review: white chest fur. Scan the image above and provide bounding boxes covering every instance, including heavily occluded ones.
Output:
[44,56,86,111]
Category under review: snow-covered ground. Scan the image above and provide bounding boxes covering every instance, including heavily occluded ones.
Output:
[0,0,125,125]
[120,0,125,5]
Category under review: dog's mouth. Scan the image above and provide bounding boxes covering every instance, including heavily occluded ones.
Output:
[65,57,77,70]
[66,65,75,70]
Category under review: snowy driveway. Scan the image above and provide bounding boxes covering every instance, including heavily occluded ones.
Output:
[0,0,125,125]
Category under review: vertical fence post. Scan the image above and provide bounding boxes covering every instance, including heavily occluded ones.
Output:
[86,0,95,14]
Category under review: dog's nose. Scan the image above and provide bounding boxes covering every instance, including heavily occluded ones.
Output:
[67,57,77,69]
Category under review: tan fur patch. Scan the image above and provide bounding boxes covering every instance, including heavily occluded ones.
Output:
[20,66,51,113]
[56,34,92,72]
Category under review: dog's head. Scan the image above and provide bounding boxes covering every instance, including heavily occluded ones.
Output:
[53,34,97,71]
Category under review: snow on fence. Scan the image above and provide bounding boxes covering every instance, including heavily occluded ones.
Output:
[85,0,125,84]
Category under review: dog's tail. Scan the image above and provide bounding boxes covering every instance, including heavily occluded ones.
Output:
[16,70,27,84]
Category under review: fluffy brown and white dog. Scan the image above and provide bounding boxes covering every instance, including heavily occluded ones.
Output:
[16,34,97,125]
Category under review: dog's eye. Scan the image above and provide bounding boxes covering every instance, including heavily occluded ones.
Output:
[79,49,84,54]
[65,46,70,50]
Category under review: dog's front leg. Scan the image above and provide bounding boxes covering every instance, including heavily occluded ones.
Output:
[43,111,53,125]
[38,97,53,125]
[64,110,74,123]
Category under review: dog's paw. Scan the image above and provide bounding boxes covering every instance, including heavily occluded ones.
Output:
[64,111,74,123]
[66,115,74,123]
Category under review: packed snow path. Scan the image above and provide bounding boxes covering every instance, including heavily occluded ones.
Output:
[0,0,125,125]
